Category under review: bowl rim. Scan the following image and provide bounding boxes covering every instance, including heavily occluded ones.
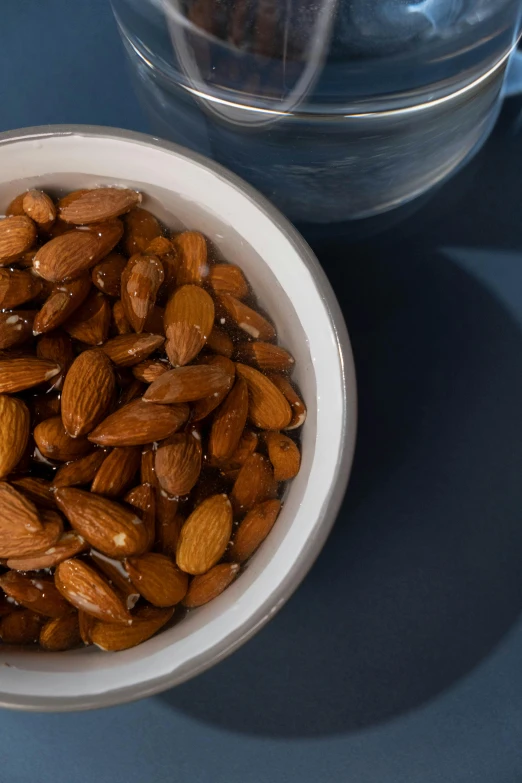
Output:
[0,124,357,711]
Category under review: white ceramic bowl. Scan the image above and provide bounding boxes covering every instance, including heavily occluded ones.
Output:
[0,126,356,711]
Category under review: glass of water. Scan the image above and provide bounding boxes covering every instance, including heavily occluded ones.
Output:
[111,0,522,223]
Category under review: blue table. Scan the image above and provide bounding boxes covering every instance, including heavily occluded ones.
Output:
[3,2,522,780]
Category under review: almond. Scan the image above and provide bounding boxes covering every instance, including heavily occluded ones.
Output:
[236,363,292,430]
[206,325,234,358]
[91,446,141,497]
[36,330,74,389]
[164,284,215,366]
[33,230,101,282]
[90,549,139,604]
[267,373,307,429]
[209,376,248,462]
[217,293,276,340]
[125,552,188,606]
[78,610,96,645]
[54,487,149,557]
[155,433,202,496]
[230,499,281,561]
[0,356,60,393]
[10,476,56,509]
[61,349,115,437]
[123,207,162,256]
[0,507,63,559]
[33,273,91,335]
[143,365,231,404]
[0,610,42,644]
[7,531,87,571]
[39,612,82,651]
[59,187,141,224]
[102,332,164,366]
[132,358,169,383]
[146,236,179,293]
[88,399,189,447]
[156,509,183,558]
[0,215,37,263]
[209,264,248,298]
[0,310,35,349]
[0,268,42,309]
[0,480,42,537]
[264,432,301,481]
[87,219,125,262]
[6,193,27,217]
[173,231,208,285]
[124,483,156,550]
[22,190,56,229]
[112,299,132,335]
[55,559,132,623]
[176,494,233,575]
[63,290,111,345]
[122,254,164,333]
[0,394,30,478]
[52,449,108,488]
[34,416,92,462]
[140,444,159,487]
[237,341,294,371]
[91,252,127,297]
[0,571,71,618]
[191,354,235,421]
[90,605,174,651]
[182,562,240,608]
[217,428,258,470]
[230,453,277,513]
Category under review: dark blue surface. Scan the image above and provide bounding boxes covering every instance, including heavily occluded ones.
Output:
[3,1,522,780]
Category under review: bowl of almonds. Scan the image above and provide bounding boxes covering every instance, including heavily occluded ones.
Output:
[0,125,356,710]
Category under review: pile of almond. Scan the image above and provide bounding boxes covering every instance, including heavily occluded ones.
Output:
[0,187,305,652]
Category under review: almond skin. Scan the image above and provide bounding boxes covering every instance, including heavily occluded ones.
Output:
[6,193,27,217]
[217,429,259,471]
[236,341,295,372]
[39,612,82,651]
[124,483,156,550]
[102,332,164,366]
[88,398,189,447]
[191,355,235,421]
[236,363,292,430]
[55,559,132,623]
[217,293,276,341]
[33,274,91,335]
[0,394,30,478]
[59,187,141,225]
[0,268,42,309]
[90,549,139,603]
[209,376,248,462]
[10,476,56,509]
[125,552,188,607]
[267,373,307,430]
[91,252,127,297]
[78,610,96,645]
[264,432,301,481]
[33,230,101,282]
[0,610,42,644]
[63,290,111,345]
[123,207,162,256]
[112,299,132,334]
[182,562,240,608]
[91,446,141,497]
[52,449,108,488]
[230,499,282,562]
[7,531,87,571]
[0,215,37,263]
[0,481,42,537]
[173,231,208,285]
[54,487,149,557]
[121,254,164,333]
[143,365,231,404]
[22,190,56,228]
[61,350,115,437]
[132,358,170,383]
[90,605,174,651]
[34,416,92,462]
[87,219,125,263]
[0,357,60,393]
[230,453,277,513]
[155,433,202,496]
[0,310,35,349]
[176,494,233,575]
[164,284,215,366]
[0,571,72,618]
[36,330,74,390]
[0,507,63,559]
[206,325,234,358]
[209,264,248,298]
